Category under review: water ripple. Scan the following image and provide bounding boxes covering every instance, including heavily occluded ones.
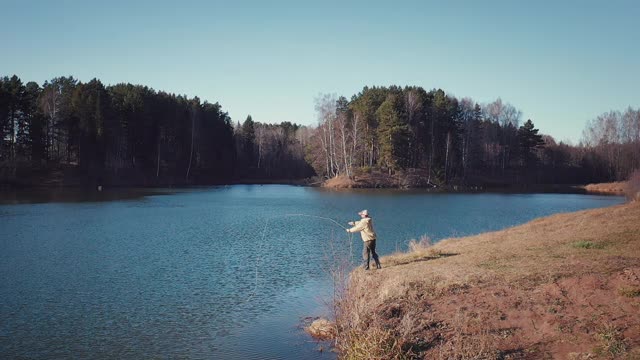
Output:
[0,186,623,359]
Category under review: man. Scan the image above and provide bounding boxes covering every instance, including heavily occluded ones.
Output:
[346,209,381,270]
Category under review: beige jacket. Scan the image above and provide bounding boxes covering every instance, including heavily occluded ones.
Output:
[347,217,377,242]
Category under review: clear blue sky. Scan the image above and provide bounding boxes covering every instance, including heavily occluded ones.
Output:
[2,0,639,143]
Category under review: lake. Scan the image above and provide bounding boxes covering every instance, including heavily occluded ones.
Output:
[0,185,624,359]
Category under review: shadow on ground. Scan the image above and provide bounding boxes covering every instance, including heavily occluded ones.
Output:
[388,253,459,267]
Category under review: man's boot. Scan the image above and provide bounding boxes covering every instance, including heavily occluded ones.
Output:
[374,254,382,269]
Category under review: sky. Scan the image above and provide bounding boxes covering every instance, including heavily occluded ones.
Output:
[2,0,639,143]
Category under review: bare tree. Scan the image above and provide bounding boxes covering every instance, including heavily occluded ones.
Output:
[156,127,163,178]
[405,89,423,167]
[581,109,640,179]
[337,110,351,178]
[349,112,360,176]
[315,94,338,177]
[39,84,59,160]
[483,98,522,173]
[185,100,198,181]
[256,125,265,170]
[458,98,476,176]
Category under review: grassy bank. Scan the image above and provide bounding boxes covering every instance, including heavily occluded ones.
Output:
[334,200,640,359]
[582,182,628,195]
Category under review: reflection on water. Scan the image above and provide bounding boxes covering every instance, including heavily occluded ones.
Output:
[0,187,170,204]
[0,185,624,359]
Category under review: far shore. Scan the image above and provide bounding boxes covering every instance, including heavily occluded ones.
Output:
[2,175,628,198]
[319,173,629,196]
[1,165,630,197]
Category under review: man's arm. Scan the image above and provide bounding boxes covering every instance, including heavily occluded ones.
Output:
[346,220,366,233]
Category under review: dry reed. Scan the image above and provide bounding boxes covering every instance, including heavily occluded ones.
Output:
[626,169,640,201]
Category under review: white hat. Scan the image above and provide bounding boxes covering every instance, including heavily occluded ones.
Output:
[358,209,369,216]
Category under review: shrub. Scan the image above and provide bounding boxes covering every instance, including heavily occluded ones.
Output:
[407,235,433,252]
[305,318,337,340]
[625,169,640,201]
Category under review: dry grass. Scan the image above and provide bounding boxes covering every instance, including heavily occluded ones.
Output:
[583,181,628,195]
[334,201,640,359]
[583,171,640,201]
[323,175,358,189]
[332,275,428,360]
[322,169,405,189]
[306,318,337,340]
[626,169,640,201]
[407,234,433,252]
[618,286,640,298]
[594,324,628,358]
[322,169,429,189]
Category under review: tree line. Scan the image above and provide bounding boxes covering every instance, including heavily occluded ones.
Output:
[307,86,639,186]
[233,115,313,180]
[1,75,638,187]
[0,75,313,186]
[580,108,640,181]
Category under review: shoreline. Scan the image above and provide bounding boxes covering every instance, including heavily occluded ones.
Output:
[1,178,627,197]
[1,164,629,197]
[329,199,640,358]
[320,173,629,195]
[0,177,315,190]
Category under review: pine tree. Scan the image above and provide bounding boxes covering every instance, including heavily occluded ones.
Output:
[241,115,255,167]
[23,81,46,164]
[376,95,409,173]
[517,119,545,169]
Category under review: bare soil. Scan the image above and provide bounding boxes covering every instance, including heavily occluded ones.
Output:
[338,201,640,359]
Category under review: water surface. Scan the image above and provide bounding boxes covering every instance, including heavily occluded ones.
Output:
[0,186,624,359]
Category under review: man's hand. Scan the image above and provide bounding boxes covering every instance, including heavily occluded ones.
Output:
[345,229,350,233]
[348,221,355,226]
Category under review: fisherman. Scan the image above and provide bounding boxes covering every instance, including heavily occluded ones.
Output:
[346,209,382,270]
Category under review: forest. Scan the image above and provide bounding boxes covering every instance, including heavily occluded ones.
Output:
[308,86,640,186]
[1,75,638,187]
[0,75,312,186]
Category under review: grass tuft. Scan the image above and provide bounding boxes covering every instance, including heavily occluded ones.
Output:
[407,234,433,252]
[618,286,640,298]
[572,241,605,249]
[305,318,337,340]
[594,324,627,357]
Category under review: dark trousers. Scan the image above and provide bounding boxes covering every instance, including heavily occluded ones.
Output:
[362,240,381,269]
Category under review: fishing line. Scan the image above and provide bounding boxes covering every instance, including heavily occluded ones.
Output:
[283,213,354,260]
[243,213,354,303]
[282,213,348,230]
